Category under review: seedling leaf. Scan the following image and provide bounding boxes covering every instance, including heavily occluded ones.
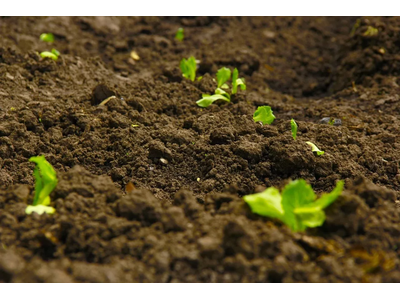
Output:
[40,33,55,43]
[243,180,344,232]
[305,141,324,156]
[51,48,60,56]
[29,156,58,207]
[253,106,275,125]
[40,51,58,61]
[291,119,298,140]
[196,93,230,108]
[175,28,184,41]
[232,68,246,94]
[180,56,197,81]
[243,187,284,219]
[217,67,231,88]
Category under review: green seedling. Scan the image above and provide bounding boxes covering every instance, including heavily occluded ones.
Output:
[25,156,58,215]
[196,67,246,108]
[40,33,55,43]
[40,48,60,61]
[253,106,275,125]
[306,141,324,156]
[175,28,184,41]
[244,179,344,232]
[363,26,378,36]
[291,119,297,140]
[180,56,197,81]
[350,19,360,36]
[217,67,231,88]
[232,68,246,94]
[196,92,230,108]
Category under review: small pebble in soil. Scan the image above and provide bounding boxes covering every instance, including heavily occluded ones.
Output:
[319,117,331,124]
[333,119,342,126]
[160,158,168,165]
[319,117,342,126]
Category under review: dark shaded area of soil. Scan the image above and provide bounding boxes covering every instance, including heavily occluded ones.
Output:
[1,16,400,282]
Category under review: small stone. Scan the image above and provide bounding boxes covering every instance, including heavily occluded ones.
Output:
[333,119,342,126]
[160,158,168,165]
[319,117,331,124]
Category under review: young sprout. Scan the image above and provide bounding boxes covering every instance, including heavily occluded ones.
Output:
[350,19,361,37]
[25,156,58,215]
[253,106,275,125]
[291,119,297,140]
[244,179,344,232]
[40,33,55,43]
[306,141,324,156]
[363,26,378,36]
[231,68,246,94]
[196,92,230,108]
[175,28,184,41]
[196,67,246,108]
[180,56,197,81]
[40,48,60,61]
[216,67,231,88]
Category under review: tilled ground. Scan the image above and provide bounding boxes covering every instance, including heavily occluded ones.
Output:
[1,16,400,282]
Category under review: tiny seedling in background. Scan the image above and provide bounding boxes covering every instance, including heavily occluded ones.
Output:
[231,68,246,94]
[350,19,361,37]
[291,119,297,140]
[40,48,60,61]
[306,141,324,156]
[243,179,344,232]
[363,26,378,36]
[180,56,197,81]
[253,106,275,125]
[40,33,55,43]
[175,28,184,41]
[25,156,58,215]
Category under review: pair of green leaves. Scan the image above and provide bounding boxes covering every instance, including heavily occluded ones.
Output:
[216,67,246,95]
[197,67,246,108]
[244,179,344,232]
[25,156,58,215]
[40,48,60,61]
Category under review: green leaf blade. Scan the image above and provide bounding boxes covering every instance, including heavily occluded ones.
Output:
[281,179,316,231]
[232,68,239,94]
[216,67,231,88]
[180,56,197,81]
[243,187,284,220]
[291,119,298,140]
[29,156,58,207]
[253,106,276,125]
[196,94,230,108]
[175,28,184,41]
[40,51,58,61]
[305,141,324,156]
[40,33,55,43]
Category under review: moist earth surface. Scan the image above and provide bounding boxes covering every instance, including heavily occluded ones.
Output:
[1,16,400,282]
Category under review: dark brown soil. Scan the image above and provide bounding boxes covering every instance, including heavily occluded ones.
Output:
[1,16,400,283]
